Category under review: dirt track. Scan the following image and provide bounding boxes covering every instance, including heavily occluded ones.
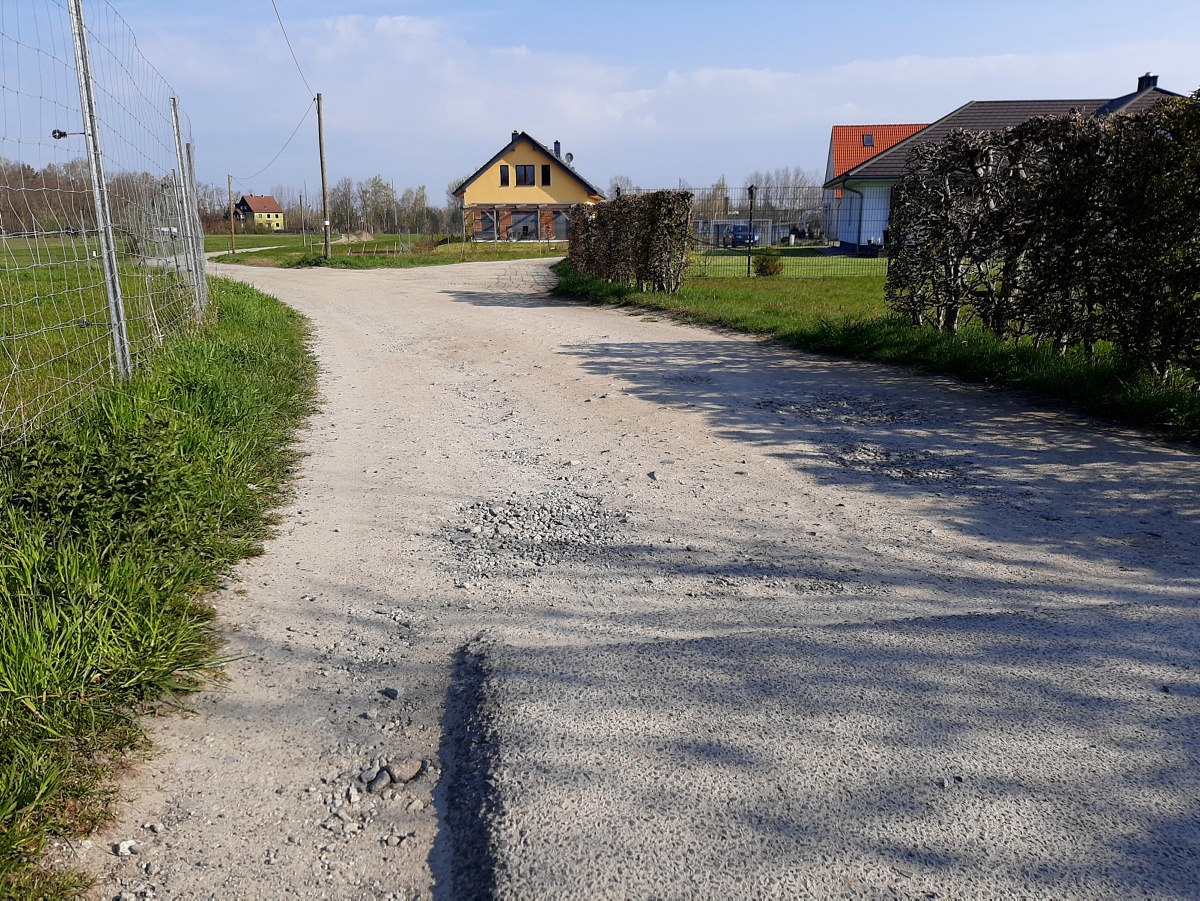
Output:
[76,259,1199,899]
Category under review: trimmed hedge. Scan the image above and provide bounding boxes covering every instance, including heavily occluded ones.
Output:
[568,190,692,293]
[887,88,1200,381]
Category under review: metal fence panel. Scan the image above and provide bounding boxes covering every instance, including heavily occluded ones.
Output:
[0,0,205,445]
[612,184,891,279]
[687,185,890,279]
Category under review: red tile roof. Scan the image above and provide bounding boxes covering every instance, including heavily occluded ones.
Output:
[829,124,929,179]
[240,195,283,214]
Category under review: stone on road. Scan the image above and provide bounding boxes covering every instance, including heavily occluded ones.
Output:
[77,259,1198,900]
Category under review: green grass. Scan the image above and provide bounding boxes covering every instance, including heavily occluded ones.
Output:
[203,233,440,255]
[553,261,1200,443]
[0,277,317,897]
[203,233,308,254]
[211,239,564,270]
[688,248,887,278]
[2,236,200,439]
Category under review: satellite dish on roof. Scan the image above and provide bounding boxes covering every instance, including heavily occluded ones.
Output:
[564,152,573,166]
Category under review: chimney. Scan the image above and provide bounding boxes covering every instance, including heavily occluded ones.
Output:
[553,140,561,158]
[511,130,520,144]
[1138,72,1158,92]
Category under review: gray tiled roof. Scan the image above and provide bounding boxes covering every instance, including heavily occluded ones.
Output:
[1092,86,1180,117]
[825,86,1182,186]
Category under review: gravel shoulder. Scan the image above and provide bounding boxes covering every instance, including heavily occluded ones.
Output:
[71,259,1199,899]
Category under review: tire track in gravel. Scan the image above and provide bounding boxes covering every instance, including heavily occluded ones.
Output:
[71,259,1199,900]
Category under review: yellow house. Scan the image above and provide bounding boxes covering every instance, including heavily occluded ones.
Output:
[235,194,285,231]
[453,131,604,240]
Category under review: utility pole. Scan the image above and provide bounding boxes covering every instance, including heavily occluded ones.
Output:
[317,92,330,258]
[228,174,236,252]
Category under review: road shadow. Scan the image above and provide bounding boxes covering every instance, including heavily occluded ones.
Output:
[559,337,1198,585]
[439,283,1199,592]
[430,639,501,901]
[472,605,1200,897]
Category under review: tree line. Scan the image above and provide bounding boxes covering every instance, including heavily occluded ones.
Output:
[886,88,1200,379]
[0,157,469,240]
[195,176,469,236]
[0,157,189,238]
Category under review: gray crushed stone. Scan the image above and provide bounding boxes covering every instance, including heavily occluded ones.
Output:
[444,490,626,572]
[463,606,1200,900]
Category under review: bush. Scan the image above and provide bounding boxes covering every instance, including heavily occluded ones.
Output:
[753,248,784,277]
[886,88,1200,379]
[568,190,693,293]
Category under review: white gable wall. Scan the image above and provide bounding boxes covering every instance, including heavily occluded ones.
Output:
[835,180,895,247]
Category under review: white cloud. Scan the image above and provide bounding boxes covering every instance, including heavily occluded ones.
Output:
[139,11,1200,194]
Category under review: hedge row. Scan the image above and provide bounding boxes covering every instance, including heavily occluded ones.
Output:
[568,190,693,294]
[886,89,1200,378]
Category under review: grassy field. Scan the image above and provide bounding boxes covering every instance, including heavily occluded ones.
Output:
[0,277,317,897]
[689,247,887,279]
[553,261,1200,443]
[210,238,564,269]
[2,236,200,441]
[202,233,309,254]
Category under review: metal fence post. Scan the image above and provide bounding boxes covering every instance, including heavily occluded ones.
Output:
[170,97,204,314]
[185,141,208,309]
[746,184,756,277]
[68,0,131,378]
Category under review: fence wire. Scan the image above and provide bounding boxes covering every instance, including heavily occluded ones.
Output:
[0,0,205,445]
[686,185,889,279]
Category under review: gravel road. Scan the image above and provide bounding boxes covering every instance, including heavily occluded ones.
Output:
[74,259,1199,899]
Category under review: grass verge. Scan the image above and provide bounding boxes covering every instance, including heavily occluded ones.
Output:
[203,234,309,254]
[211,240,563,269]
[553,261,1200,443]
[0,277,318,897]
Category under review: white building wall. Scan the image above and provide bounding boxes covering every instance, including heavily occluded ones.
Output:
[860,183,892,244]
[834,190,860,245]
[836,180,895,247]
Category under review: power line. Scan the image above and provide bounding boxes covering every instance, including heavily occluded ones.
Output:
[232,97,315,181]
[270,0,314,97]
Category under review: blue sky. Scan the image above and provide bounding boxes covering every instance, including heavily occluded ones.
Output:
[116,0,1200,199]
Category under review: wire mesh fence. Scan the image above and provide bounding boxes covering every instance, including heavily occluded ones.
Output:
[1,0,205,445]
[686,185,889,279]
[605,185,890,279]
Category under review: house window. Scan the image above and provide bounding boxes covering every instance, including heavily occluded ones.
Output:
[862,134,874,148]
[541,164,551,186]
[500,165,510,186]
[515,165,535,186]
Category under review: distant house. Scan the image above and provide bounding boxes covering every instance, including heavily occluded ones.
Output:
[453,131,604,241]
[235,194,285,232]
[822,124,927,244]
[824,123,929,193]
[822,73,1183,252]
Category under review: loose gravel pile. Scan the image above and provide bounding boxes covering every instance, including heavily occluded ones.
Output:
[831,440,973,484]
[756,394,923,426]
[444,489,626,573]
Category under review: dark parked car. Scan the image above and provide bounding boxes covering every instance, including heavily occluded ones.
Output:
[728,224,760,248]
